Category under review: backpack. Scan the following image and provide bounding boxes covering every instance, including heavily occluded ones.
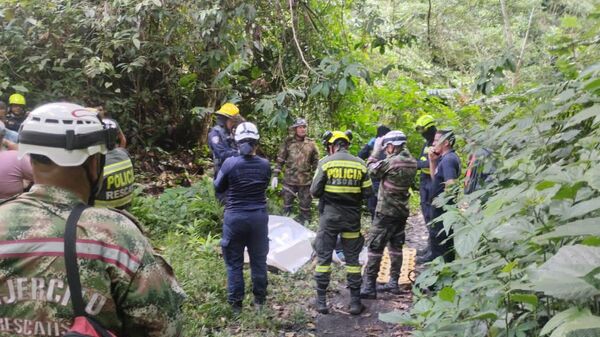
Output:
[63,204,117,337]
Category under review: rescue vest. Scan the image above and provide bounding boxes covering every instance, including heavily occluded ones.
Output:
[96,149,134,208]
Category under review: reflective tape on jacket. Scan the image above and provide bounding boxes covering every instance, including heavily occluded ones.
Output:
[103,160,133,176]
[345,265,361,274]
[341,232,360,239]
[0,238,141,276]
[322,160,367,172]
[95,193,133,208]
[315,265,331,273]
[324,185,361,193]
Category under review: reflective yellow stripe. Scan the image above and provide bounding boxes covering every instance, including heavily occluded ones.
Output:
[322,160,367,172]
[362,179,373,188]
[315,265,331,273]
[103,160,133,176]
[346,265,361,273]
[324,185,361,193]
[95,194,133,208]
[104,159,132,171]
[341,232,360,239]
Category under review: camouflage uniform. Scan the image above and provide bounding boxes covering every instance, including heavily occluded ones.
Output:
[274,136,319,223]
[310,149,372,296]
[363,149,417,292]
[0,185,185,337]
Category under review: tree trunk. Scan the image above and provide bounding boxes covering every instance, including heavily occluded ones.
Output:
[499,0,513,50]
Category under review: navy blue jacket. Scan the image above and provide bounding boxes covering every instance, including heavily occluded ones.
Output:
[208,124,238,177]
[214,155,271,211]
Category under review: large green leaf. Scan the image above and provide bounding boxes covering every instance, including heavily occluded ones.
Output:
[535,218,600,241]
[530,245,600,300]
[541,307,600,337]
[563,198,600,220]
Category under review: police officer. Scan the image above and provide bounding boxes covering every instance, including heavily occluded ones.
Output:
[414,115,437,262]
[5,93,27,132]
[214,122,271,314]
[428,129,461,262]
[272,118,319,224]
[360,131,417,299]
[208,102,240,204]
[0,102,184,336]
[310,130,373,315]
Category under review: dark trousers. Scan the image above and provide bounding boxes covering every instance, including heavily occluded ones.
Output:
[221,208,269,304]
[282,184,312,223]
[419,180,432,224]
[429,206,455,262]
[314,204,364,291]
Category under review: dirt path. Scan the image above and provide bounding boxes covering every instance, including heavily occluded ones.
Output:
[314,213,428,337]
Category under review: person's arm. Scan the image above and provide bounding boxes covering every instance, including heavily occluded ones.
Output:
[214,158,232,193]
[310,161,326,198]
[367,156,389,180]
[117,129,127,148]
[210,131,239,162]
[428,149,440,179]
[273,141,288,177]
[310,143,319,173]
[443,156,461,186]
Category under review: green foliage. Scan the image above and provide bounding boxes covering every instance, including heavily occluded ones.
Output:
[386,58,600,337]
[129,178,222,237]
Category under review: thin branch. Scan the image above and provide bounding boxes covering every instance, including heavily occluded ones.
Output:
[288,0,321,78]
[513,6,535,87]
[427,0,432,47]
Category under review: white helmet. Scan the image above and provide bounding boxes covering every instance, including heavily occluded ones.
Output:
[382,130,407,147]
[18,102,116,166]
[234,122,260,142]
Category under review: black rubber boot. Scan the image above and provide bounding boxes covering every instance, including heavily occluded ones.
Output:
[231,301,243,316]
[349,289,365,315]
[360,275,377,299]
[315,290,328,314]
[361,253,382,299]
[378,253,402,294]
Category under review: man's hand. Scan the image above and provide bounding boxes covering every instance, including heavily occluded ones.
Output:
[428,147,440,161]
[372,137,384,158]
[270,177,278,190]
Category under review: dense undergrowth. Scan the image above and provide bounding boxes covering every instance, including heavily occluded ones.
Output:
[380,62,600,337]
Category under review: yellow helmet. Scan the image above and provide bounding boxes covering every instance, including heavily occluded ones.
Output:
[415,115,435,132]
[9,93,26,106]
[322,130,352,146]
[215,102,239,118]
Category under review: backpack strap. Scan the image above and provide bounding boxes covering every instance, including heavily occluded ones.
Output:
[64,203,90,316]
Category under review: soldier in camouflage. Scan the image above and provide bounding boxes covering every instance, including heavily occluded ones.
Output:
[0,102,184,337]
[272,118,319,224]
[360,131,417,299]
